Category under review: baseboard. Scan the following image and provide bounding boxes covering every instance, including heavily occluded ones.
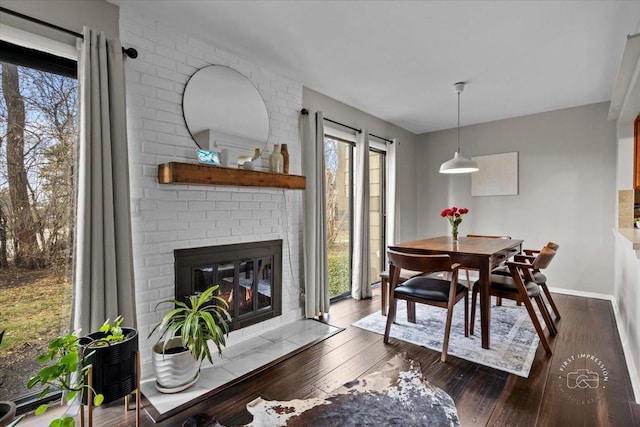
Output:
[609,298,640,404]
[548,286,639,404]
[547,286,613,301]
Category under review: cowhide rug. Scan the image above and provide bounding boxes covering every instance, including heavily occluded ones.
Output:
[181,354,460,426]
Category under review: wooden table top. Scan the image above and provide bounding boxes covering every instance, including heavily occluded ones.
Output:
[390,236,523,256]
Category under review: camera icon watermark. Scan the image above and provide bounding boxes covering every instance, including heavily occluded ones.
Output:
[566,369,599,389]
[558,353,609,405]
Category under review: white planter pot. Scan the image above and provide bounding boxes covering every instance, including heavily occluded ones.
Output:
[152,337,199,392]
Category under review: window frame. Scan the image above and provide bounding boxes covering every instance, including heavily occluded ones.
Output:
[0,39,78,415]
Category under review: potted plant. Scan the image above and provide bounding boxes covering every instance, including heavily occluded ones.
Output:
[27,330,104,427]
[149,285,231,393]
[26,316,137,427]
[78,316,138,405]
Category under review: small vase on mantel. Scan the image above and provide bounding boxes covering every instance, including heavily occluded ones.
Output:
[281,144,289,174]
[270,144,284,173]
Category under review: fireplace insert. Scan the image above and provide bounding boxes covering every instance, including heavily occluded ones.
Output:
[175,240,282,331]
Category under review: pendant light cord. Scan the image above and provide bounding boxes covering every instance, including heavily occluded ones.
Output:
[457,90,461,153]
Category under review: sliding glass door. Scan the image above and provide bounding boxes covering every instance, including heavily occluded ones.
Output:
[369,148,386,284]
[324,136,354,300]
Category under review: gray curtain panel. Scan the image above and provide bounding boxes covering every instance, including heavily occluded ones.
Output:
[73,27,136,333]
[351,130,371,300]
[301,111,330,317]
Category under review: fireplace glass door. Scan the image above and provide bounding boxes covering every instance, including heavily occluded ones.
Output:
[176,240,282,332]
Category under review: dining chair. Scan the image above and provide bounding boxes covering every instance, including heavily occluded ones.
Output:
[379,268,424,315]
[384,250,468,362]
[493,242,561,320]
[469,246,557,355]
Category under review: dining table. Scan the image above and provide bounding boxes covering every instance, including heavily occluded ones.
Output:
[389,235,523,349]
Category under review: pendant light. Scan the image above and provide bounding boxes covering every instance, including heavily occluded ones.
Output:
[439,82,479,174]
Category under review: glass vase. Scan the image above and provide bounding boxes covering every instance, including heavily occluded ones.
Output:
[451,225,459,242]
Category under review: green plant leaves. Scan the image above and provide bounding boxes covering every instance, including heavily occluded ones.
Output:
[35,403,49,415]
[151,284,230,363]
[94,393,104,406]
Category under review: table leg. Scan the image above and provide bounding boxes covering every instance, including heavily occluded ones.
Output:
[480,258,491,349]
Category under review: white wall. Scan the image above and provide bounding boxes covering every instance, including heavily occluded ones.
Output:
[302,88,418,243]
[0,0,119,42]
[119,12,305,369]
[416,102,617,294]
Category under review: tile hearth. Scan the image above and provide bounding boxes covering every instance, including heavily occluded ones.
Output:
[141,319,342,421]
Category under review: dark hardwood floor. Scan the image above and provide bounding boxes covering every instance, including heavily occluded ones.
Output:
[21,288,640,426]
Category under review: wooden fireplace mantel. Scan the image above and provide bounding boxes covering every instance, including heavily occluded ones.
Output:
[157,162,306,190]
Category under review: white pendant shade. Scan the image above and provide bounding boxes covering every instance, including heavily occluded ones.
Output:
[439,81,479,174]
[439,151,479,174]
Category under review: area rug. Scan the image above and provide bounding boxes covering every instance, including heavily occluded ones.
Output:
[352,300,544,377]
[180,354,460,426]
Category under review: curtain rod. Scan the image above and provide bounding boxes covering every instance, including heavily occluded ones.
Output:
[300,108,394,144]
[0,6,138,59]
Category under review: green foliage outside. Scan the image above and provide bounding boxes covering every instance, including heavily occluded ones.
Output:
[328,246,350,298]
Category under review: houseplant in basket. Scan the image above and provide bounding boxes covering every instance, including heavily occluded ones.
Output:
[27,316,137,427]
[149,285,231,393]
[78,316,138,406]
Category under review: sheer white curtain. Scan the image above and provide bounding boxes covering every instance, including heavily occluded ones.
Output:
[351,129,371,300]
[73,27,136,332]
[386,138,399,246]
[301,111,330,317]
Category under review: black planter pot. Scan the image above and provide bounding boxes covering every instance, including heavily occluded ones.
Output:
[79,327,138,405]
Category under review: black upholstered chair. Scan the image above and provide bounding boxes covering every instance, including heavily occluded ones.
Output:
[470,246,557,355]
[384,250,468,362]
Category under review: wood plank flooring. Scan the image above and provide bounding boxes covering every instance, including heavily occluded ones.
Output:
[20,288,639,426]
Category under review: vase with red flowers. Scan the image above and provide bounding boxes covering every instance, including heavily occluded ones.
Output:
[440,206,469,242]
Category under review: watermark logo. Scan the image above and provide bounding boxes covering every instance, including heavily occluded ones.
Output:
[558,353,609,405]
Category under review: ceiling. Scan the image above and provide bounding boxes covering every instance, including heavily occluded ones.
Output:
[110,1,640,134]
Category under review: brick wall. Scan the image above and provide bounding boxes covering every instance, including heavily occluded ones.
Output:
[120,13,305,372]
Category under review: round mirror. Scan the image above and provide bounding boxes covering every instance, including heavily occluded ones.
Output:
[183,65,269,164]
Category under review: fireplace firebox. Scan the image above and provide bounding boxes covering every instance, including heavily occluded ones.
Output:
[175,240,282,332]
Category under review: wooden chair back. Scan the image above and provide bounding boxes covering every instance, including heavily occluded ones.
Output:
[387,250,453,276]
[532,246,556,270]
[546,242,559,251]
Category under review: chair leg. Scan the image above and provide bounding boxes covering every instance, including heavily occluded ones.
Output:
[541,282,561,320]
[496,296,502,306]
[441,300,455,362]
[522,296,552,355]
[534,294,557,336]
[381,276,388,316]
[465,268,471,287]
[470,286,477,335]
[407,301,416,323]
[384,297,398,344]
[464,291,469,337]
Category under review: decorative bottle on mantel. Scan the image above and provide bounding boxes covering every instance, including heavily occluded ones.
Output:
[270,144,284,173]
[281,144,289,174]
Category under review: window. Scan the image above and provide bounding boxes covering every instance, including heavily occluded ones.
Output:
[368,147,386,283]
[324,129,389,300]
[0,41,77,407]
[324,135,354,300]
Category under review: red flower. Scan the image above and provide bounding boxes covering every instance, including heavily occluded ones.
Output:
[440,206,469,227]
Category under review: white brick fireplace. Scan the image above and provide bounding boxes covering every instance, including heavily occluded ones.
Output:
[120,12,305,373]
